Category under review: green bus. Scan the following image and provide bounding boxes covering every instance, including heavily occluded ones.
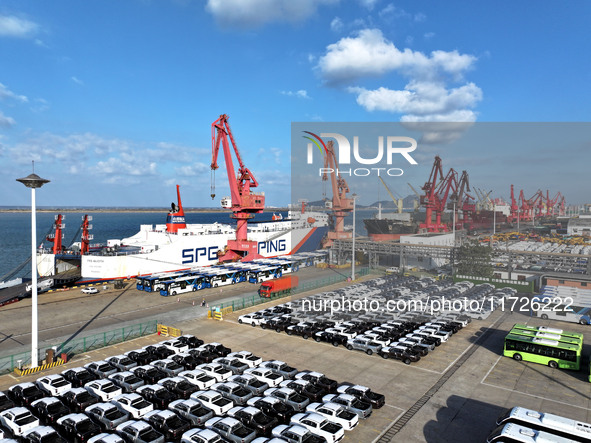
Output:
[504,326,582,370]
[511,323,583,342]
[508,327,582,347]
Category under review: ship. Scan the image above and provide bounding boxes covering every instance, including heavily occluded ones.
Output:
[37,186,329,281]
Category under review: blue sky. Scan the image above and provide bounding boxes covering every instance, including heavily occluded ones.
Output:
[0,0,589,208]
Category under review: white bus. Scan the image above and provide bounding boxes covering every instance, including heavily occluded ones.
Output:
[159,275,209,296]
[487,423,577,442]
[495,407,591,442]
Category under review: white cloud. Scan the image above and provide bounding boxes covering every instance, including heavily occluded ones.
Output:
[350,81,482,116]
[0,111,16,128]
[205,0,338,28]
[280,89,310,99]
[317,28,482,129]
[0,14,38,38]
[317,28,476,84]
[175,162,209,176]
[330,16,343,32]
[0,83,28,103]
[424,32,435,40]
[71,76,84,86]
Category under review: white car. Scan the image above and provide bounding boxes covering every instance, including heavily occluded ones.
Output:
[111,393,154,418]
[36,374,72,396]
[84,380,123,402]
[0,407,40,437]
[196,363,232,382]
[179,370,216,389]
[244,367,284,387]
[190,391,233,416]
[81,287,99,294]
[227,351,262,368]
[180,428,223,443]
[237,313,264,326]
[88,433,126,443]
[290,412,344,442]
[160,339,189,354]
[306,402,359,431]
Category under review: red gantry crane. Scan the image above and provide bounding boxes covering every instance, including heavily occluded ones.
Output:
[322,140,354,246]
[419,156,458,232]
[46,214,64,254]
[210,114,265,262]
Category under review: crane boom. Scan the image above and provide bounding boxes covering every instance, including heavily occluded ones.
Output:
[210,114,265,262]
[379,177,402,213]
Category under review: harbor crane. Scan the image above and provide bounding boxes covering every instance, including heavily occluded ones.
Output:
[320,139,354,246]
[210,114,265,262]
[379,176,403,213]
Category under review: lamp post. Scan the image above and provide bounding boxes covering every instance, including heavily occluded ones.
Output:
[351,193,357,281]
[17,168,50,368]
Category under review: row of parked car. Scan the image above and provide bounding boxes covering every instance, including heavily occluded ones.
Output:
[0,334,384,443]
[239,299,471,366]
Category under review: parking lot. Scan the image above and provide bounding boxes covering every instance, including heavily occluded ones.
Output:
[3,274,591,442]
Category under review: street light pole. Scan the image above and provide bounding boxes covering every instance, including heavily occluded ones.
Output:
[352,193,357,281]
[17,167,50,368]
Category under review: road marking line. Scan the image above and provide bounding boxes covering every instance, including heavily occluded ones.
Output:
[481,355,502,384]
[481,381,590,410]
[371,409,406,443]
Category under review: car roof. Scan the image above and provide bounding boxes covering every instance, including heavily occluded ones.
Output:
[58,413,88,423]
[1,406,30,416]
[23,426,56,437]
[32,397,60,406]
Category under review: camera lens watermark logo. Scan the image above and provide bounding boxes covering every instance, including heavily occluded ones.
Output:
[302,130,418,176]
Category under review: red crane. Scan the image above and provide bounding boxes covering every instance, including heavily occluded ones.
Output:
[454,170,475,230]
[80,215,93,255]
[508,185,519,223]
[432,168,458,232]
[321,140,354,246]
[419,156,444,232]
[46,214,64,254]
[210,114,265,262]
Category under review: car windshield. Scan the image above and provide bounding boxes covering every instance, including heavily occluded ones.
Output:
[98,364,112,372]
[14,412,36,425]
[52,379,69,387]
[103,383,118,392]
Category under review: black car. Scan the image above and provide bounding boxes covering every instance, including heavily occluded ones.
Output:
[144,344,175,360]
[125,349,158,365]
[159,377,199,400]
[61,368,98,388]
[286,322,320,339]
[201,343,231,357]
[229,406,279,437]
[187,348,216,364]
[60,388,99,413]
[280,380,326,402]
[247,397,295,424]
[56,413,101,442]
[0,391,15,412]
[130,365,167,384]
[7,382,44,406]
[30,397,70,425]
[295,371,338,393]
[136,384,176,409]
[313,331,347,347]
[170,353,199,370]
[143,409,192,441]
[176,335,204,349]
[377,347,420,364]
[337,384,385,409]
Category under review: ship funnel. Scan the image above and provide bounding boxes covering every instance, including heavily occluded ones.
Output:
[166,185,187,233]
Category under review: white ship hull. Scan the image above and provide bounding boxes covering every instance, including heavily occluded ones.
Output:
[38,212,329,281]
